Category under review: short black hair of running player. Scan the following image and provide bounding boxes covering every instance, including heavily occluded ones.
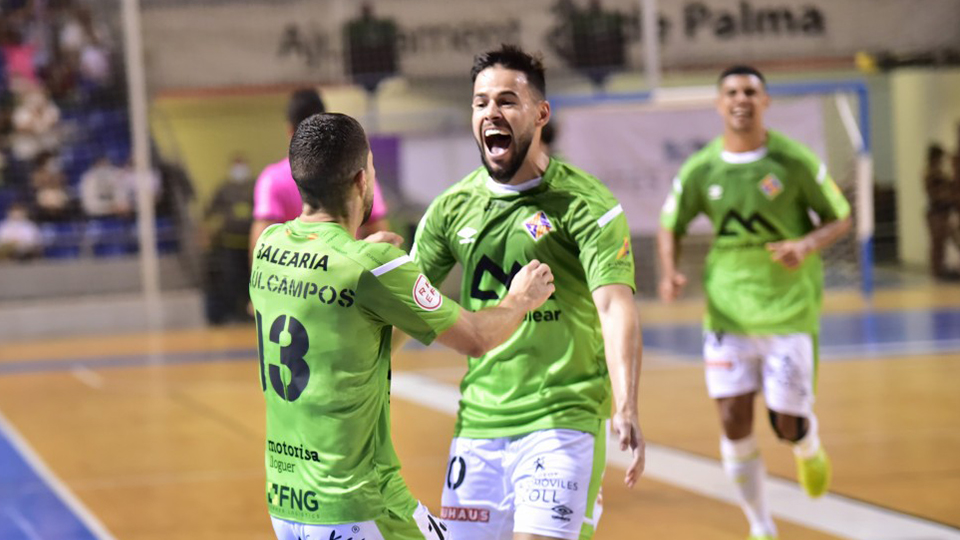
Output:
[289,113,369,218]
[928,143,945,163]
[718,65,767,88]
[287,88,326,130]
[471,44,546,99]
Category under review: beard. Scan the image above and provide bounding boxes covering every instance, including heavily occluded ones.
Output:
[479,130,534,184]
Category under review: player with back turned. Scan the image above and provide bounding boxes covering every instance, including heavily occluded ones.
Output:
[251,112,555,540]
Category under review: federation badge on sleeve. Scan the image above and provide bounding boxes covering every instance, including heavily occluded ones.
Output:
[616,236,631,260]
[413,274,442,311]
[523,211,553,241]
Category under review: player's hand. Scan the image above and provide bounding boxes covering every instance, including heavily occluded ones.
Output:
[611,410,645,488]
[658,271,687,302]
[766,238,813,269]
[507,259,555,310]
[362,231,404,247]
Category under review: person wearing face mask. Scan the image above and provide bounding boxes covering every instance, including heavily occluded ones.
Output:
[202,155,257,324]
[658,66,851,540]
[409,45,644,540]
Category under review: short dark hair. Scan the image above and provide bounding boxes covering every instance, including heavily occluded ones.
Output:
[471,44,546,99]
[289,113,369,218]
[928,143,945,162]
[718,65,766,87]
[287,88,326,130]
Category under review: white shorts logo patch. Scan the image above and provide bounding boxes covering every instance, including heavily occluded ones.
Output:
[413,274,442,311]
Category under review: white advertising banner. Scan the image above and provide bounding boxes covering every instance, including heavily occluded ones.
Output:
[141,0,960,90]
[555,97,826,234]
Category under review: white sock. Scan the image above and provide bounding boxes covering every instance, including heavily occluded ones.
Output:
[792,414,821,459]
[721,435,777,537]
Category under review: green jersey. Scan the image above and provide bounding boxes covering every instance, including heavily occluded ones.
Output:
[660,130,851,334]
[412,158,635,439]
[250,219,459,525]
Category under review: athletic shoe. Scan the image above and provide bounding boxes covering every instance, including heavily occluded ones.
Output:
[796,447,831,498]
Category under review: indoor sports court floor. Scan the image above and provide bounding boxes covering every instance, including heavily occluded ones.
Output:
[1,280,959,540]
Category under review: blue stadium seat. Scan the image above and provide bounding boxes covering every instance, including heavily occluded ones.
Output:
[87,217,136,257]
[156,216,179,253]
[40,221,84,259]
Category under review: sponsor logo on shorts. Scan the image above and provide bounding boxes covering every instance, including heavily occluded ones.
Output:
[441,506,490,522]
[552,504,574,522]
[413,274,442,311]
[706,358,734,369]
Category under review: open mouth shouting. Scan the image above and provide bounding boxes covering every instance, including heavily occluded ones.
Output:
[483,125,513,162]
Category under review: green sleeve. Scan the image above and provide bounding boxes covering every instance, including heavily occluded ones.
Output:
[410,198,456,285]
[797,151,851,222]
[569,198,636,293]
[356,250,460,345]
[660,159,704,236]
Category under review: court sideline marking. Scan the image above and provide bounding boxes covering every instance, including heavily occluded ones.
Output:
[0,409,116,540]
[391,372,960,540]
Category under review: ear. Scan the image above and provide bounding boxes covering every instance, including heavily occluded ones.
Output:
[353,167,368,200]
[536,100,552,128]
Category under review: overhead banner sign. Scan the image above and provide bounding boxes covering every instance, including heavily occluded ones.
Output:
[555,97,826,234]
[141,0,960,90]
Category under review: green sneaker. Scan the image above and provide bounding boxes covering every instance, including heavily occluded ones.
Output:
[796,447,832,498]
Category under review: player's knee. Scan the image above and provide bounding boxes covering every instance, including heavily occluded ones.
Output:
[768,410,808,442]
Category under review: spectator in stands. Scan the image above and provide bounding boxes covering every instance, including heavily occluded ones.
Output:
[924,143,960,280]
[10,84,60,178]
[203,155,255,325]
[30,150,71,221]
[118,156,162,212]
[0,24,39,90]
[79,156,127,218]
[0,201,41,260]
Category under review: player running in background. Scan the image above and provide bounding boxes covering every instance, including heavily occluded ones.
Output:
[251,112,555,540]
[411,45,644,540]
[250,87,389,257]
[657,65,851,540]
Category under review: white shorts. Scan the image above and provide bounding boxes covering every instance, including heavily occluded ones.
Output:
[440,428,605,540]
[703,331,816,417]
[271,502,449,540]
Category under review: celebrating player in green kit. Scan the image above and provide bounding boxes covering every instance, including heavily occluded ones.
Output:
[411,45,644,540]
[250,112,556,540]
[658,66,852,540]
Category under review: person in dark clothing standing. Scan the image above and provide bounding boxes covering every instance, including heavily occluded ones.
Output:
[203,155,256,324]
[924,143,960,280]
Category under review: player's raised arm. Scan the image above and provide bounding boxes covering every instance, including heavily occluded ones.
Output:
[436,260,554,357]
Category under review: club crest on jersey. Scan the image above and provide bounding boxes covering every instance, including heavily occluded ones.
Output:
[413,274,442,311]
[523,211,553,241]
[616,236,631,260]
[758,174,783,199]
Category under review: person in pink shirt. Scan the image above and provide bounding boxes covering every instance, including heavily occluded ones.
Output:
[249,88,389,256]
